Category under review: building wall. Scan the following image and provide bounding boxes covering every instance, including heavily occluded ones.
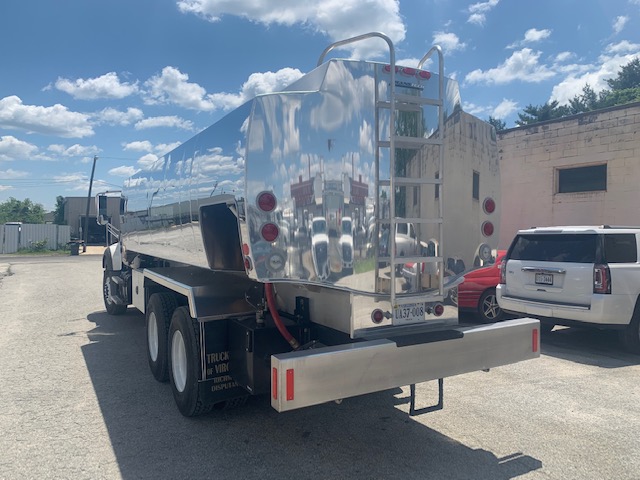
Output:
[64,196,122,239]
[497,102,640,248]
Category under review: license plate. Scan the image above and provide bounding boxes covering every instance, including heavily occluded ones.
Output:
[393,302,425,323]
[535,273,553,285]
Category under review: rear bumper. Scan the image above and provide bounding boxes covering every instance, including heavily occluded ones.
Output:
[497,287,632,326]
[271,318,540,412]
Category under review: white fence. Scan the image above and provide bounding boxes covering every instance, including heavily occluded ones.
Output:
[0,224,71,254]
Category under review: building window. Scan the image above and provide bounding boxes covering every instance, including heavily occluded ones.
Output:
[435,172,440,199]
[472,171,479,200]
[557,164,607,193]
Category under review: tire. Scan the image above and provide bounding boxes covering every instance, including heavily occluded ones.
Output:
[478,288,504,323]
[620,303,640,354]
[103,269,127,316]
[146,293,178,383]
[168,307,213,417]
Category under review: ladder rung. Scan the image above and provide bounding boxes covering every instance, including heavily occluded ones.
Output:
[392,256,443,265]
[391,217,442,224]
[393,293,445,305]
[378,137,442,149]
[395,94,442,106]
[376,101,423,112]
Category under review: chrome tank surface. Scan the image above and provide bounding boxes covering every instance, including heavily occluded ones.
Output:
[121,59,480,296]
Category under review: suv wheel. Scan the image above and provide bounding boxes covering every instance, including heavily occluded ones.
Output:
[621,305,640,354]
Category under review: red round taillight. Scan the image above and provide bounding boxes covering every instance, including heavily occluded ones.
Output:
[433,303,445,317]
[371,309,384,324]
[383,64,391,73]
[242,243,250,255]
[483,197,496,214]
[244,257,253,271]
[257,191,277,212]
[418,70,431,80]
[482,221,494,237]
[401,67,416,76]
[261,223,279,242]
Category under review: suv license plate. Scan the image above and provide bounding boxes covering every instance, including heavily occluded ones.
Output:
[393,303,425,323]
[535,273,553,285]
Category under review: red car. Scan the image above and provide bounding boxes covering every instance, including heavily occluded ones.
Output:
[455,250,506,323]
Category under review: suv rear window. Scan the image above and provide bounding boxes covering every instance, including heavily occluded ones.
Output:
[604,234,637,263]
[509,234,597,263]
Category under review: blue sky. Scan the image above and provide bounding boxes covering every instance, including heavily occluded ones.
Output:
[1,0,639,211]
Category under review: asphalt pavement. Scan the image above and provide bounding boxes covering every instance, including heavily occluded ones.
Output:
[0,255,639,479]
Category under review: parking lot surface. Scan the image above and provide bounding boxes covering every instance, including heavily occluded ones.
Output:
[0,254,639,479]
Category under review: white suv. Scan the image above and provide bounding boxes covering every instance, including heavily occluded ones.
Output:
[496,226,640,353]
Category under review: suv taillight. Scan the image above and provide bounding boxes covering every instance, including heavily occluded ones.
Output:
[593,264,611,294]
[499,260,506,285]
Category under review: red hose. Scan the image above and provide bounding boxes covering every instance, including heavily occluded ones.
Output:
[265,283,300,350]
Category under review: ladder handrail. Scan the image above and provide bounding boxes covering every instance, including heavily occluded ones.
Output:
[317,32,395,67]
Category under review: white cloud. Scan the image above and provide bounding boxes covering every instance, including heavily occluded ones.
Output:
[123,140,181,156]
[54,72,139,100]
[0,96,93,138]
[143,66,217,111]
[137,153,160,170]
[108,165,139,177]
[554,51,575,63]
[134,116,194,130]
[208,68,304,110]
[47,143,99,157]
[123,140,153,152]
[465,48,555,85]
[507,28,551,49]
[94,107,144,126]
[143,65,304,112]
[492,98,518,118]
[462,102,488,117]
[176,0,406,58]
[0,168,29,179]
[0,135,40,161]
[550,41,640,105]
[432,32,466,53]
[467,0,499,25]
[613,16,628,35]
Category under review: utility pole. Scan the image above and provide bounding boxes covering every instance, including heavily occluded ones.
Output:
[83,155,98,252]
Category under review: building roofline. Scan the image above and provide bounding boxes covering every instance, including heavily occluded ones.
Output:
[498,100,640,135]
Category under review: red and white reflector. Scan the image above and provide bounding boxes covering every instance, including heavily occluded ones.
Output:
[371,309,384,324]
[261,223,279,242]
[532,329,539,353]
[272,367,278,400]
[483,197,496,214]
[286,368,294,401]
[256,191,277,212]
[481,221,494,237]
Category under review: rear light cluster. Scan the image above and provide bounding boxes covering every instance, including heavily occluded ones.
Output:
[482,197,496,238]
[243,190,281,273]
[499,260,506,285]
[593,264,611,294]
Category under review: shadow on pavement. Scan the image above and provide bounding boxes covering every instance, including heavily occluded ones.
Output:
[84,309,541,480]
[540,326,640,368]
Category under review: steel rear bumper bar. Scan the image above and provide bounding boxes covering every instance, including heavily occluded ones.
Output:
[271,318,540,412]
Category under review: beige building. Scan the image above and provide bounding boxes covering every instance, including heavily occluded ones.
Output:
[497,101,640,248]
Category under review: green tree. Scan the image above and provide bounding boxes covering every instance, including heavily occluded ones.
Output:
[488,116,507,131]
[53,195,66,225]
[606,58,640,91]
[568,84,599,114]
[515,101,571,126]
[0,197,45,224]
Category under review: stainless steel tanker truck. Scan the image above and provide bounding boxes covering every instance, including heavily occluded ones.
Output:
[98,33,539,417]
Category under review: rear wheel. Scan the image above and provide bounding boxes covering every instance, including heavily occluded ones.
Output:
[478,288,503,323]
[103,270,127,315]
[146,293,178,383]
[620,304,640,354]
[169,307,213,417]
